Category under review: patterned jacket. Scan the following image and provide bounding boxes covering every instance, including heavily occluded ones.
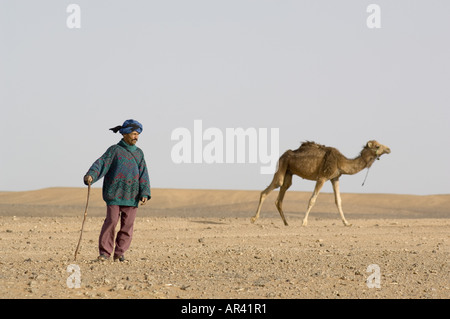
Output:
[86,139,151,207]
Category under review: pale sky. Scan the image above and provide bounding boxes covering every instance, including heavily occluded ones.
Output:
[1,1,449,195]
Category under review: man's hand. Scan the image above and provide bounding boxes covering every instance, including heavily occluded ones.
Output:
[140,196,149,205]
[84,175,93,185]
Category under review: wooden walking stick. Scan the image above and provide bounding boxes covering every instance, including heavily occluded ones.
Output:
[74,181,91,261]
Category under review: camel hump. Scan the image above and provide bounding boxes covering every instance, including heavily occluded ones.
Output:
[298,141,343,154]
[301,141,326,149]
[293,141,327,153]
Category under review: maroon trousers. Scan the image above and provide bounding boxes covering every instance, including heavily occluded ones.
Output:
[98,205,137,258]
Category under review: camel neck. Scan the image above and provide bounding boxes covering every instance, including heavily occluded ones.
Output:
[341,149,376,175]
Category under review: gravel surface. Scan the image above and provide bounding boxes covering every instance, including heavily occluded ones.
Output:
[0,216,448,299]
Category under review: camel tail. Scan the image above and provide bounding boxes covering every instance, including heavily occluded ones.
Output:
[252,151,291,224]
[270,152,290,188]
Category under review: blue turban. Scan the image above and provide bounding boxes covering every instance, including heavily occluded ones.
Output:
[109,119,143,134]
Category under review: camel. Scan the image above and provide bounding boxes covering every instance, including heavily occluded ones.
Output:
[251,140,391,226]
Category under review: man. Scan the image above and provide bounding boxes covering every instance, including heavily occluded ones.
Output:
[84,119,151,262]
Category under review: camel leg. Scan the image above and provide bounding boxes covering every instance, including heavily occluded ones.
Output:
[302,179,325,226]
[331,178,352,226]
[251,173,284,223]
[275,173,292,226]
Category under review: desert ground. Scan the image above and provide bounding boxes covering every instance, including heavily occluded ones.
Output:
[0,187,449,300]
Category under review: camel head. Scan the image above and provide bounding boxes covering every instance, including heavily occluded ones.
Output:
[365,140,391,159]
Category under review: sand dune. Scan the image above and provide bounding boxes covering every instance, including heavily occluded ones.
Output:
[0,187,449,219]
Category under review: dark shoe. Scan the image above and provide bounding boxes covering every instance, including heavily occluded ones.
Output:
[114,255,126,262]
